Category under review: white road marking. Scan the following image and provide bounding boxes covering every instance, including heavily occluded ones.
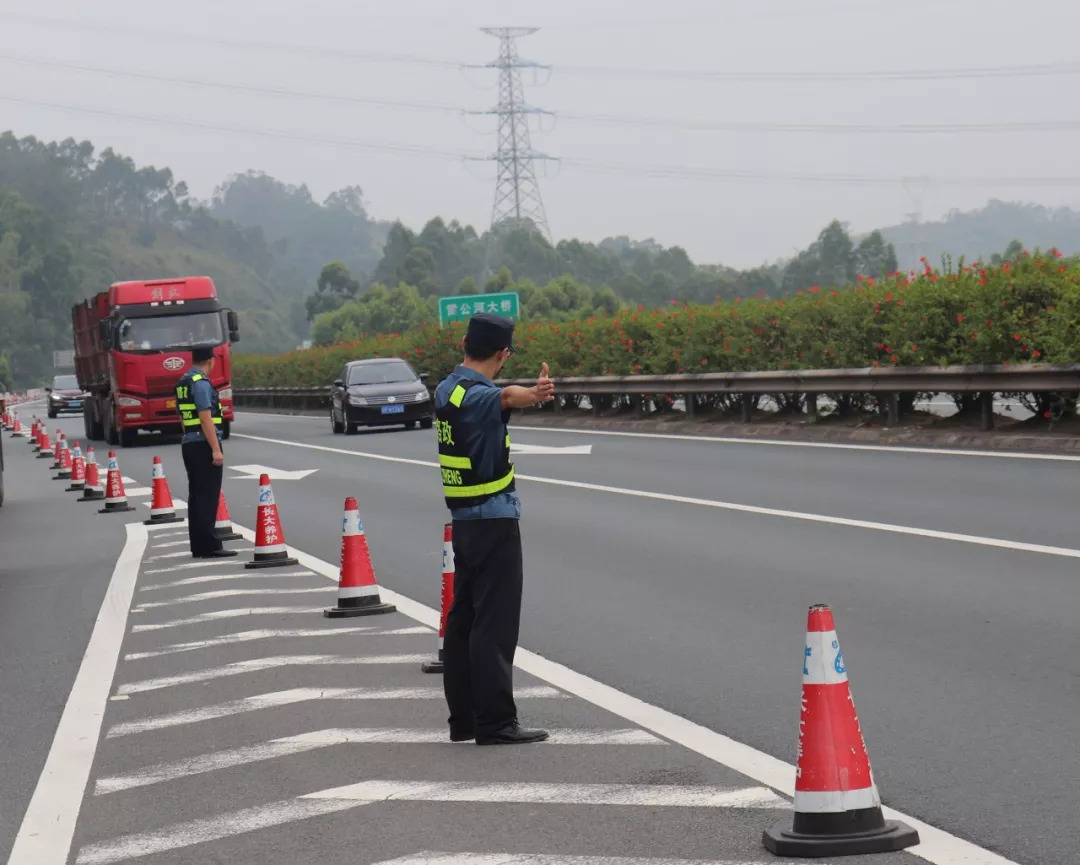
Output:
[123,626,430,659]
[116,654,431,694]
[149,530,188,539]
[247,527,1020,865]
[139,499,187,510]
[134,586,334,610]
[229,463,318,480]
[95,729,665,794]
[130,606,325,632]
[146,551,190,561]
[512,421,1080,462]
[511,442,592,456]
[140,570,316,589]
[74,798,363,865]
[7,523,148,865]
[232,432,1080,562]
[107,685,566,738]
[149,540,189,549]
[144,560,244,574]
[374,855,795,865]
[123,486,151,497]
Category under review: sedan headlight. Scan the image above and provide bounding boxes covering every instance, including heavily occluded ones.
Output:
[415,390,430,401]
[349,395,368,406]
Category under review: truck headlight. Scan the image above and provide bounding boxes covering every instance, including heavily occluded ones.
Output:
[117,396,141,408]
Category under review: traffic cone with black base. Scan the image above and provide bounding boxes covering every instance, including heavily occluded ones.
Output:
[762,604,919,858]
[79,447,105,502]
[29,419,39,446]
[214,490,242,541]
[54,438,73,480]
[98,451,136,514]
[245,474,298,568]
[66,442,87,491]
[36,428,52,457]
[50,432,65,469]
[145,456,183,524]
[421,523,454,672]
[325,497,395,618]
[10,412,23,437]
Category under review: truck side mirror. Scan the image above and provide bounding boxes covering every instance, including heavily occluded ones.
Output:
[98,320,112,349]
[225,310,240,344]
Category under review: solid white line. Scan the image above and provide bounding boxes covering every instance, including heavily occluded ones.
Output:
[129,606,324,632]
[149,540,189,549]
[146,551,191,561]
[249,527,1020,865]
[106,685,565,738]
[7,523,148,865]
[149,530,188,539]
[73,799,364,865]
[232,432,1080,561]
[305,780,785,808]
[374,855,791,865]
[116,654,431,694]
[123,626,430,659]
[134,586,334,609]
[144,560,243,574]
[94,729,664,794]
[140,570,316,589]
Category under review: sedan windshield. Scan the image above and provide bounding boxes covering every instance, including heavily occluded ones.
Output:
[52,375,79,389]
[117,313,224,351]
[348,361,416,386]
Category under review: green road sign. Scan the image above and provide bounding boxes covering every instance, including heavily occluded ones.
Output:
[438,292,520,326]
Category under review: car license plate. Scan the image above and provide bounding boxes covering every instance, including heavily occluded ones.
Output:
[381,404,405,415]
[68,401,82,408]
[166,399,176,409]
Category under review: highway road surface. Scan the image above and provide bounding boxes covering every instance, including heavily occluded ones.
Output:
[2,406,1076,865]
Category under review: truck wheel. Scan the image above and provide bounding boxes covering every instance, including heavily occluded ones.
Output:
[221,420,231,440]
[105,408,120,447]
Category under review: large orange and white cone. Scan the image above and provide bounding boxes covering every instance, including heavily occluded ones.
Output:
[66,442,87,491]
[763,604,919,857]
[98,450,136,514]
[50,432,65,468]
[53,437,73,480]
[422,523,454,672]
[36,428,53,458]
[245,474,298,568]
[324,497,395,618]
[214,490,242,541]
[144,456,184,525]
[9,412,23,438]
[1,408,9,429]
[79,447,105,502]
[29,418,40,446]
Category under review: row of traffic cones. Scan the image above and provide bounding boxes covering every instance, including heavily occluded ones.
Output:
[14,417,915,857]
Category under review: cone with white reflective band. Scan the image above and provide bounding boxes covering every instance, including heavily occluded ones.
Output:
[245,474,298,568]
[66,442,87,491]
[29,418,40,446]
[36,428,52,457]
[53,437,73,480]
[214,490,242,541]
[79,447,105,502]
[10,412,23,437]
[422,523,454,671]
[98,450,136,514]
[762,604,919,857]
[144,456,183,524]
[50,432,65,469]
[325,497,395,618]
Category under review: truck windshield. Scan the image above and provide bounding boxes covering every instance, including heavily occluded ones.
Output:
[117,313,224,351]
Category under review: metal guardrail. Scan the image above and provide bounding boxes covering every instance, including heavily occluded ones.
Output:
[234,363,1080,430]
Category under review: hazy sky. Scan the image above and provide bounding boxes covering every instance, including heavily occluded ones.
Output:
[3,0,1080,267]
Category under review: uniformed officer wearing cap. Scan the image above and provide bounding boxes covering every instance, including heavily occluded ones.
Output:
[435,312,555,745]
[176,346,236,560]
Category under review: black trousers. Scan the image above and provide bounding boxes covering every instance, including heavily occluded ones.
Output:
[443,518,523,737]
[181,439,223,557]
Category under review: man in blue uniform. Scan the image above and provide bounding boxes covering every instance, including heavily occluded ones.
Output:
[176,346,235,560]
[435,312,555,745]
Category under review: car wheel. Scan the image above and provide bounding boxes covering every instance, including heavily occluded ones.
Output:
[47,408,57,419]
[404,420,417,430]
[420,417,433,430]
[331,406,345,434]
[346,421,359,435]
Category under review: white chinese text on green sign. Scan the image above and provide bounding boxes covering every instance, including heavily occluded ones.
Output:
[438,292,520,326]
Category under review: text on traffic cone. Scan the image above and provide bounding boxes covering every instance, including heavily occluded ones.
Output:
[245,474,298,568]
[67,442,87,490]
[99,451,135,514]
[145,456,183,524]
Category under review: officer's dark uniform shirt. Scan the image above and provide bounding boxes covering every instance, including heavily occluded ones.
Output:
[435,365,520,521]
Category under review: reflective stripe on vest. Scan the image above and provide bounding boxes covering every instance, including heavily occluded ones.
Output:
[436,378,514,507]
[176,372,222,428]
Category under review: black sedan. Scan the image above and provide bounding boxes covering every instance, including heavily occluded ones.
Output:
[330,358,434,434]
[46,374,89,418]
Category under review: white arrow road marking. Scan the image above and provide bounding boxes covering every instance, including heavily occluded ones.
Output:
[123,626,430,660]
[116,654,431,694]
[511,443,592,456]
[130,606,325,633]
[229,464,318,480]
[133,587,334,610]
[375,856,796,865]
[76,782,782,863]
[141,571,316,590]
[106,686,566,738]
[94,729,666,794]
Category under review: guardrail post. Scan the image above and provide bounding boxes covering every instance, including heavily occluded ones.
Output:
[684,394,696,419]
[553,394,562,414]
[980,392,995,431]
[591,396,602,418]
[885,392,900,426]
[740,394,752,423]
[633,395,647,418]
[805,392,818,424]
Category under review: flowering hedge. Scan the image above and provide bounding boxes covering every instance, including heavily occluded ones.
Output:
[235,251,1079,390]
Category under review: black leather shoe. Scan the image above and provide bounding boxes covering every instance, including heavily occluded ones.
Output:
[449,728,475,742]
[195,549,238,559]
[476,723,549,746]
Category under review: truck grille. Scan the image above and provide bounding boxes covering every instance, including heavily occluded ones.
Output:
[147,375,182,395]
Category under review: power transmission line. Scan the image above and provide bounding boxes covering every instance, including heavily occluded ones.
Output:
[6,53,1077,136]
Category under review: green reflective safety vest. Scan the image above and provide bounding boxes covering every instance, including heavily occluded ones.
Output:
[436,379,515,509]
[175,371,222,430]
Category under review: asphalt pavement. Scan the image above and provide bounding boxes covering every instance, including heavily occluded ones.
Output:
[3,407,1077,865]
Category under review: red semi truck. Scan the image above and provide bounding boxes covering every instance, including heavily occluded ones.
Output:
[72,277,240,448]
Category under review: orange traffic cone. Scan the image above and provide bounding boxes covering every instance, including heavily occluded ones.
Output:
[36,428,53,458]
[763,604,919,857]
[66,442,87,491]
[214,490,242,541]
[79,447,105,502]
[10,412,23,438]
[245,474,298,568]
[325,497,395,618]
[422,523,454,672]
[50,432,65,469]
[28,418,39,445]
[99,450,136,514]
[54,438,73,480]
[145,456,183,525]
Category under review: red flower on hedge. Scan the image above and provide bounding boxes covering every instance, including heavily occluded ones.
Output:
[956,314,964,323]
